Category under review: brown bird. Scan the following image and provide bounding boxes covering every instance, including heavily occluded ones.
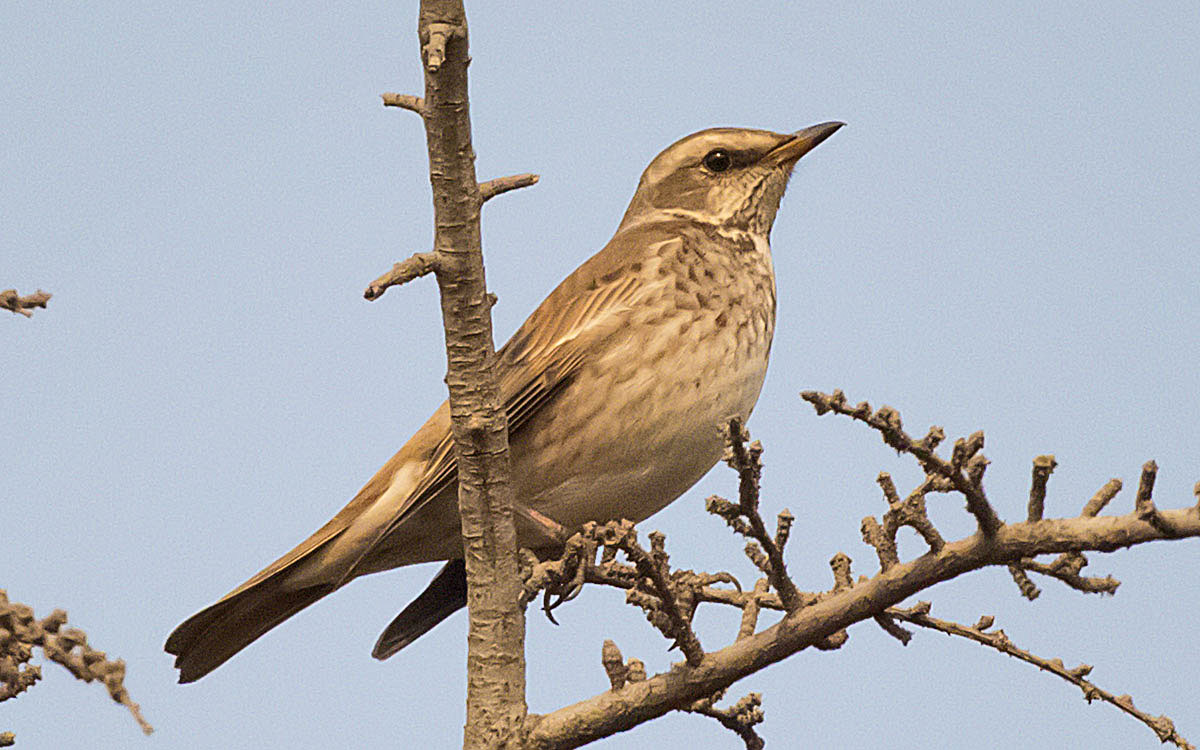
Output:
[165,122,842,682]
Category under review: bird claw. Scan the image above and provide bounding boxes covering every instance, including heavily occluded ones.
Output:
[542,589,561,625]
[538,537,591,623]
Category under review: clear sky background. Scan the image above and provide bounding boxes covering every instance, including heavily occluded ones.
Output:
[4,2,1198,748]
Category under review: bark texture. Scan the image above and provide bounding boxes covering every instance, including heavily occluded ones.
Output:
[416,2,527,746]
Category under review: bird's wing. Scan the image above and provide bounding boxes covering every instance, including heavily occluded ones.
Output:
[287,231,673,590]
[166,232,672,681]
[218,233,665,594]
[357,245,659,568]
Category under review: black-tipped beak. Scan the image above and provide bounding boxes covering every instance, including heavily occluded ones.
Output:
[768,121,845,165]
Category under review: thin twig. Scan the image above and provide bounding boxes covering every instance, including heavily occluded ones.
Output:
[874,613,913,645]
[380,92,425,114]
[1134,460,1179,535]
[723,418,802,610]
[801,390,1004,535]
[1018,558,1119,594]
[737,579,770,641]
[578,521,705,665]
[1028,454,1057,522]
[601,640,628,691]
[479,173,539,202]
[622,535,705,666]
[683,692,766,750]
[1007,563,1041,600]
[1083,478,1123,516]
[0,591,152,734]
[889,603,1194,750]
[363,250,440,300]
[861,515,899,570]
[880,474,946,554]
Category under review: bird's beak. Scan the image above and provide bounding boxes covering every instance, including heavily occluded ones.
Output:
[767,121,845,166]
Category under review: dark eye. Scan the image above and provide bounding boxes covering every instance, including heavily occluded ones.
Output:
[702,149,732,173]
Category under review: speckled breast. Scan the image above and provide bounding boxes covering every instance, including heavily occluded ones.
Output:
[512,227,777,531]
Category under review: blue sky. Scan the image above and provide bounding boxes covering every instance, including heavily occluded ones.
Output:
[4,2,1198,748]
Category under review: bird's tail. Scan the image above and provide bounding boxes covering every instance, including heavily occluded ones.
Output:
[165,516,361,683]
[165,577,336,683]
[372,558,467,660]
[166,409,457,682]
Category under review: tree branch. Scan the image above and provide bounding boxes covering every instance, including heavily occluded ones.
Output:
[682,691,765,750]
[526,507,1200,748]
[381,92,425,115]
[890,602,1194,750]
[411,1,525,745]
[363,251,440,300]
[1027,454,1057,522]
[706,419,803,611]
[518,390,1196,746]
[801,390,1003,534]
[1,289,51,317]
[479,173,539,203]
[0,591,152,737]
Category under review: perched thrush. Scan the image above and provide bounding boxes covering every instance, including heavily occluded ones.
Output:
[166,122,843,682]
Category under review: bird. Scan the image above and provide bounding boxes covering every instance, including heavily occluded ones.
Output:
[165,122,843,683]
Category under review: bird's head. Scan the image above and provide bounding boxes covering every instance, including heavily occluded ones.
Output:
[619,122,843,235]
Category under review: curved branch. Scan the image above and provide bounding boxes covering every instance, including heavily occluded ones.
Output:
[526,507,1200,749]
[0,591,152,735]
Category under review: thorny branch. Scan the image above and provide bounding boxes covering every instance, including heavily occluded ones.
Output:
[0,591,152,739]
[1,289,51,317]
[521,390,1198,750]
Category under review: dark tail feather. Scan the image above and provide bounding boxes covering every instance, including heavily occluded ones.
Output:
[166,583,334,683]
[372,559,467,660]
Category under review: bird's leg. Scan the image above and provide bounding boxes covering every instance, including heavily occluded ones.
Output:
[540,534,595,623]
[511,503,587,621]
[513,508,599,624]
[514,504,572,548]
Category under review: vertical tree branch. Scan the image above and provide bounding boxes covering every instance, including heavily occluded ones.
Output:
[415,1,525,746]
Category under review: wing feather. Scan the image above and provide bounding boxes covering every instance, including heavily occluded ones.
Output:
[352,237,675,564]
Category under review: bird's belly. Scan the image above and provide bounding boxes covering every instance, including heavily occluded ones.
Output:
[511,309,772,531]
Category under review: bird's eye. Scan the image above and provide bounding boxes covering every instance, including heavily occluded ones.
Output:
[702,149,732,173]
